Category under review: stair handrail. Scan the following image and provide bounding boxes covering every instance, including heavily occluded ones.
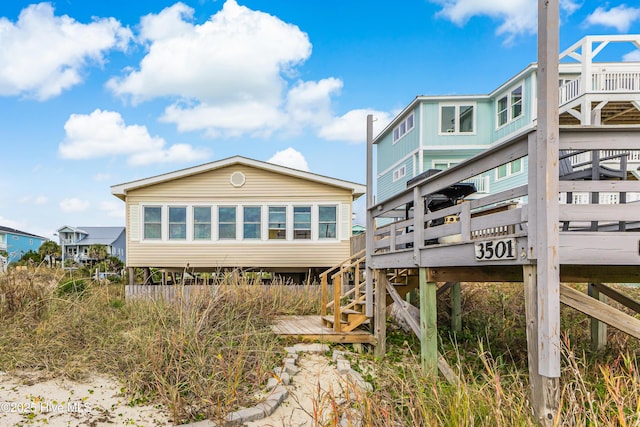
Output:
[320,249,366,316]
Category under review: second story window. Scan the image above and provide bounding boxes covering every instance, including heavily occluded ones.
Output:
[219,206,237,240]
[243,206,261,239]
[392,112,415,143]
[497,85,523,127]
[440,104,474,134]
[193,207,212,240]
[169,207,187,240]
[496,158,523,180]
[392,165,406,182]
[293,206,311,240]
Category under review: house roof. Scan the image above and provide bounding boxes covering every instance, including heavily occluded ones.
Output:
[110,156,366,200]
[0,225,47,240]
[57,226,125,246]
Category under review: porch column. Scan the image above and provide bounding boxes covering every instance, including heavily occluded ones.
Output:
[419,267,438,377]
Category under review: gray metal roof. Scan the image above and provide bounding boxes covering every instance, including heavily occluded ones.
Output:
[64,226,125,245]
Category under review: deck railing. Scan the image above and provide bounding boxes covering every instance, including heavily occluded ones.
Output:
[559,71,640,106]
[369,128,640,269]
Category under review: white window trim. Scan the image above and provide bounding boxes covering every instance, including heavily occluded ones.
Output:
[495,158,524,181]
[438,102,477,135]
[392,165,407,182]
[495,82,524,129]
[392,112,415,144]
[138,202,343,243]
[431,160,459,170]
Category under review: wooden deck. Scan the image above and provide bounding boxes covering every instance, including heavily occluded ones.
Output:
[272,315,376,344]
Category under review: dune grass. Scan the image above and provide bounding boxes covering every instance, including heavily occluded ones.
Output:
[1,269,639,425]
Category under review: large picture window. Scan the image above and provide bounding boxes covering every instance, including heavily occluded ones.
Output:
[440,104,474,134]
[293,206,311,240]
[218,206,237,239]
[243,206,261,239]
[143,207,162,240]
[193,207,211,240]
[169,207,187,240]
[318,206,337,239]
[268,206,286,240]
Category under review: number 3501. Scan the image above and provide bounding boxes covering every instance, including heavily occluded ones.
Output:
[474,238,516,261]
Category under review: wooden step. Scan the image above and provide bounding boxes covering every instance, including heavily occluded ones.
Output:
[322,315,347,325]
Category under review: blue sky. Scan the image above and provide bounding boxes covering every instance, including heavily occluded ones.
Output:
[1,0,639,240]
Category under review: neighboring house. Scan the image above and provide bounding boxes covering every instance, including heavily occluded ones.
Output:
[374,34,640,204]
[352,224,366,235]
[110,156,365,277]
[56,226,126,264]
[0,225,47,264]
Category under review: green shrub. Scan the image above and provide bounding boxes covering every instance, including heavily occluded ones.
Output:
[56,279,86,296]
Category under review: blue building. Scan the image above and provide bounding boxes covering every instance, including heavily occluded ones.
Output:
[56,226,126,264]
[0,225,47,264]
[374,35,640,204]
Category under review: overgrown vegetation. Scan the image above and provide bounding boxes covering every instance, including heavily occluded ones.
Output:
[1,270,638,425]
[0,268,318,423]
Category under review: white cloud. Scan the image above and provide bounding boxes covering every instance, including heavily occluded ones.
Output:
[319,109,394,143]
[0,216,26,230]
[58,109,211,166]
[585,5,640,32]
[623,50,640,62]
[108,0,359,140]
[430,0,580,41]
[0,3,132,100]
[267,148,309,171]
[60,198,90,213]
[100,200,125,219]
[19,195,48,205]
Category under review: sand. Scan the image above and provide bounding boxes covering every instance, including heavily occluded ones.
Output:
[0,371,172,426]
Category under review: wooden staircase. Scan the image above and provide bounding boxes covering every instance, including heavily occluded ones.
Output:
[320,249,368,332]
[320,251,419,333]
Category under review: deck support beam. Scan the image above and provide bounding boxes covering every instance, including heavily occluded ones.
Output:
[128,267,135,286]
[588,283,607,351]
[374,269,386,357]
[523,265,560,426]
[419,268,438,377]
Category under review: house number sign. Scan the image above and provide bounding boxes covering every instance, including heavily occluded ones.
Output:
[474,238,517,261]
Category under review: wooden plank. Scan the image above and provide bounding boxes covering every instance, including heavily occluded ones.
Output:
[523,265,560,426]
[423,204,462,222]
[560,283,640,339]
[591,282,640,314]
[559,128,640,150]
[386,281,458,385]
[333,274,342,332]
[560,233,640,264]
[414,186,425,265]
[560,265,640,283]
[536,0,562,377]
[559,204,640,221]
[427,266,524,282]
[588,283,607,351]
[423,223,462,240]
[469,185,529,210]
[374,269,387,357]
[470,207,524,231]
[560,181,640,192]
[420,268,438,377]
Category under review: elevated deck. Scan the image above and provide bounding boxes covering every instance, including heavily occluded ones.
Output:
[369,127,640,280]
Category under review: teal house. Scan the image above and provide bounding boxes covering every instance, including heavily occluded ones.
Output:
[374,35,640,204]
[0,225,47,264]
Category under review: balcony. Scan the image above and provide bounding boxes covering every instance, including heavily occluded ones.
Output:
[559,72,640,107]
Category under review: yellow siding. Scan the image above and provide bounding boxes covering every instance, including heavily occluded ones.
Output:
[126,164,351,202]
[126,241,350,269]
[124,164,356,269]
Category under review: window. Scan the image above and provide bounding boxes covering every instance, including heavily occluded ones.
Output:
[268,206,287,240]
[144,207,162,239]
[218,206,237,239]
[193,207,211,240]
[293,206,311,240]
[392,165,406,182]
[433,161,459,170]
[440,104,474,134]
[392,112,415,143]
[169,207,187,240]
[496,159,523,180]
[497,85,523,127]
[29,239,33,245]
[318,206,337,239]
[243,206,261,239]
